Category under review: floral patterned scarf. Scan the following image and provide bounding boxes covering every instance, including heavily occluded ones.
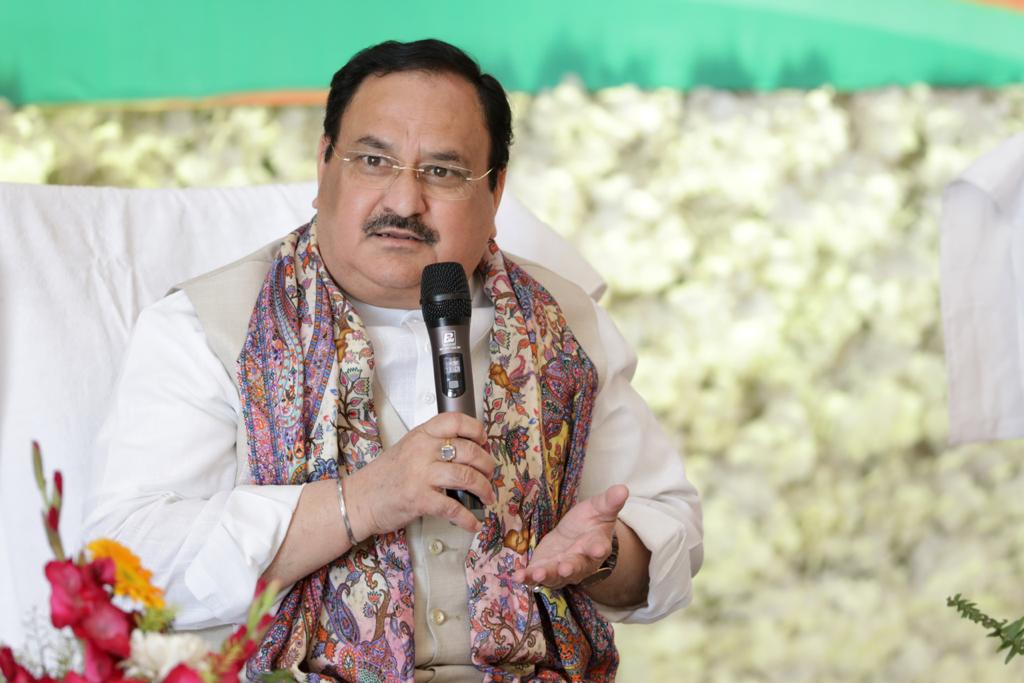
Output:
[239,220,617,682]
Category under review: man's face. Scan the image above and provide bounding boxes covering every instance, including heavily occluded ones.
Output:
[314,70,505,309]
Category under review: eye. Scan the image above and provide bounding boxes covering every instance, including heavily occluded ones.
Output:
[421,165,470,183]
[423,165,450,179]
[360,155,385,168]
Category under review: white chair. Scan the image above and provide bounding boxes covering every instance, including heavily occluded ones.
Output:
[0,181,604,648]
[940,133,1024,444]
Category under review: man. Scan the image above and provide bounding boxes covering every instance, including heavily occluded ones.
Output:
[86,39,702,682]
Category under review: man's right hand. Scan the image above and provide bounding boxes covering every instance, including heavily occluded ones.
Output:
[344,412,497,540]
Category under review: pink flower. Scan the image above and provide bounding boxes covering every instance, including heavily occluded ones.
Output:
[162,663,205,683]
[82,639,115,683]
[0,646,57,683]
[45,561,109,629]
[88,557,117,588]
[45,557,133,670]
[207,625,258,681]
[79,599,133,659]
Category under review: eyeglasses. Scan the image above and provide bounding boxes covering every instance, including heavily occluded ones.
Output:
[331,145,493,201]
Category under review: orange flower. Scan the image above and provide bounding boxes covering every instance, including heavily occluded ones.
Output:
[86,538,165,609]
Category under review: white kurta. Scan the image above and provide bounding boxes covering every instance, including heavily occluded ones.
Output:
[84,280,703,667]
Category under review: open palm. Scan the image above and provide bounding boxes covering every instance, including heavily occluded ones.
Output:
[512,485,628,589]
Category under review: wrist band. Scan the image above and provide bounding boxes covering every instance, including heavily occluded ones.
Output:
[336,476,357,546]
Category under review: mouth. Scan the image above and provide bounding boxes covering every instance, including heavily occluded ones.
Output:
[370,229,426,243]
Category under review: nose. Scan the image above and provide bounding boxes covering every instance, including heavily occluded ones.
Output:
[381,166,428,217]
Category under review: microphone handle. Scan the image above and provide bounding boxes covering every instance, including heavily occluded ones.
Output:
[426,322,485,517]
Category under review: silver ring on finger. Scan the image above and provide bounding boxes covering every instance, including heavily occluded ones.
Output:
[439,438,457,463]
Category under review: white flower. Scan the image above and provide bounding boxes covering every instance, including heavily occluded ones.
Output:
[123,631,208,681]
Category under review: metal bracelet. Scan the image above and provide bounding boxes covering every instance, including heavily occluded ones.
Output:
[336,476,357,546]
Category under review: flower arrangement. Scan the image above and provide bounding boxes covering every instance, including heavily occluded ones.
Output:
[0,444,280,683]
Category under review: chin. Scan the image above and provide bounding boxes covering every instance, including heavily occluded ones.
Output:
[367,258,428,293]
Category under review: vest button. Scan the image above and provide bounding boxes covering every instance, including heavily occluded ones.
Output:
[430,608,447,625]
[429,539,445,555]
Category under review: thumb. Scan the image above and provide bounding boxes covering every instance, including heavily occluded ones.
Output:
[591,484,629,520]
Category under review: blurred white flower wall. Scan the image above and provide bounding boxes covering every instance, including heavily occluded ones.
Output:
[3,81,1024,681]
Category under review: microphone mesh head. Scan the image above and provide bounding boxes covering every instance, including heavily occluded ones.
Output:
[420,262,472,324]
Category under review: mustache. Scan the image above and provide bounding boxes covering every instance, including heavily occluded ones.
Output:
[363,212,440,246]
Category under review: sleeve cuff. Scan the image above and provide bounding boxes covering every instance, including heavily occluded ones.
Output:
[595,499,695,624]
[183,484,302,624]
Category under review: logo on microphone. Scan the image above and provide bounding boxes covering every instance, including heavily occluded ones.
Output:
[442,331,456,347]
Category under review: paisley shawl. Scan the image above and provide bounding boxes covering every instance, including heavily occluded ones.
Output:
[239,220,617,681]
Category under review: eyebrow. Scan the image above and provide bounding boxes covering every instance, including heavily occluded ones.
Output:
[352,135,470,167]
[424,149,469,166]
[354,135,393,152]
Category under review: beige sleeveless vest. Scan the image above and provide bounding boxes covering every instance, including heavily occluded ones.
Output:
[175,238,607,681]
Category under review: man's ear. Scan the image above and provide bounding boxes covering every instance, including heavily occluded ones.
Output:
[489,168,507,239]
[314,136,331,209]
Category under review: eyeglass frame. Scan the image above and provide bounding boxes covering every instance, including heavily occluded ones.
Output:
[327,143,494,200]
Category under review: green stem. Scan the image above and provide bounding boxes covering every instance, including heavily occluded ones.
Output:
[948,593,1024,664]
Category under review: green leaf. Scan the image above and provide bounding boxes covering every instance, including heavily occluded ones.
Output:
[1004,617,1024,640]
[135,604,178,633]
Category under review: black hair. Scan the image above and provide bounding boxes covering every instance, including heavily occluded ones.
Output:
[322,39,512,191]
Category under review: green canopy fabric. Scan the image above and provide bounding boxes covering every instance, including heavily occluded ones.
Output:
[3,0,1024,104]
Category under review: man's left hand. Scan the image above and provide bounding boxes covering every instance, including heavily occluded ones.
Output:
[511,484,628,590]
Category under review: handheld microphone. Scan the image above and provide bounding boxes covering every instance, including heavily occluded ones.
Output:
[420,262,484,517]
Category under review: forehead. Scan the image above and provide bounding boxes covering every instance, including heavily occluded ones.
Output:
[337,70,489,166]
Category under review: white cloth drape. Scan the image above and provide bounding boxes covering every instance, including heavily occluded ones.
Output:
[940,133,1024,444]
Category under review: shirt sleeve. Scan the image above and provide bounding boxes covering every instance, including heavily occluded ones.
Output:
[577,302,704,623]
[83,290,302,629]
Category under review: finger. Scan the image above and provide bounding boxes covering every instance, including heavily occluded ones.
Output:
[433,463,497,505]
[590,484,629,520]
[453,440,497,479]
[526,565,549,585]
[422,413,487,446]
[437,438,496,479]
[586,538,610,559]
[523,559,582,589]
[523,549,600,585]
[558,555,596,583]
[426,491,483,534]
